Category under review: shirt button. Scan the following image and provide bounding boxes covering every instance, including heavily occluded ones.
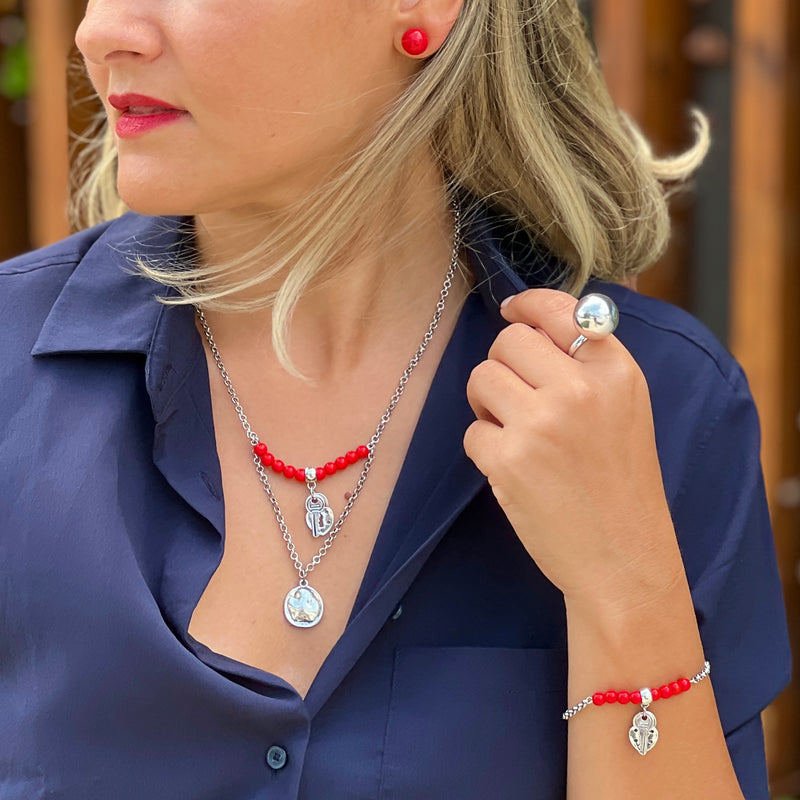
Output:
[265,745,288,770]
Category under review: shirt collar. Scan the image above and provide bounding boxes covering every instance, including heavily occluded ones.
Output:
[31,213,193,357]
[460,198,567,313]
[31,200,565,359]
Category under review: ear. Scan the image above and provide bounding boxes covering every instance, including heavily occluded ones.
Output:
[393,0,465,59]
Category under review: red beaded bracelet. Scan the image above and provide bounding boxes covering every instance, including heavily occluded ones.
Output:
[562,661,711,756]
[590,675,692,708]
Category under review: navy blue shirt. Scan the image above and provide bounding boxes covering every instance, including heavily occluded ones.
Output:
[0,208,790,799]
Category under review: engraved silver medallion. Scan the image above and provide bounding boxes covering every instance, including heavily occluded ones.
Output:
[284,584,324,628]
[629,708,659,755]
[305,492,334,538]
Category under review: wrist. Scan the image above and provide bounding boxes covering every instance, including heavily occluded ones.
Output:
[563,547,688,623]
[564,558,705,701]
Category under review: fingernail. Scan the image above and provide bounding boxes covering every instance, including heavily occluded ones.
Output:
[500,295,516,309]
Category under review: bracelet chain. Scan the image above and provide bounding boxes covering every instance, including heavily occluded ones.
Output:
[562,660,711,721]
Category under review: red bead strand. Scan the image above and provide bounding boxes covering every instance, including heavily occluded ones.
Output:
[592,674,693,707]
[252,441,369,481]
[563,661,710,722]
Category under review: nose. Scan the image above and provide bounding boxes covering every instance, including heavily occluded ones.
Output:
[75,0,162,66]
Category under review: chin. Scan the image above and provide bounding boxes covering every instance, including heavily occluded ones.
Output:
[117,179,197,218]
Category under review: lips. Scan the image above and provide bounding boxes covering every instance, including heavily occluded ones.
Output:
[108,93,184,113]
[108,93,189,138]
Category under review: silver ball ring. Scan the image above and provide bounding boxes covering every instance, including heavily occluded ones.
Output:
[568,293,619,357]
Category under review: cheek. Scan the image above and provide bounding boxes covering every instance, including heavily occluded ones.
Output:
[85,63,109,100]
[184,4,392,117]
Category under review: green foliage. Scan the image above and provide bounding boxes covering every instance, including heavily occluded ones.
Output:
[0,40,28,101]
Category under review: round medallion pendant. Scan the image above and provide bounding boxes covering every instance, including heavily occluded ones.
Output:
[284,585,324,628]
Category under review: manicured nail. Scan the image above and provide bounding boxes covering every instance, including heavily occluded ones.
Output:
[500,295,516,309]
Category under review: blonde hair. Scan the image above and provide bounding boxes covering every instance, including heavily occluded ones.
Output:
[71,0,707,364]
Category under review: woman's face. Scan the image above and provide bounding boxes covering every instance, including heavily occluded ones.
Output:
[76,0,415,216]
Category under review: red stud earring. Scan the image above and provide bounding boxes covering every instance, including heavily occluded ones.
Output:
[401,28,429,56]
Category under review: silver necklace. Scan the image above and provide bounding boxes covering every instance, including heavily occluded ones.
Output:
[196,204,462,629]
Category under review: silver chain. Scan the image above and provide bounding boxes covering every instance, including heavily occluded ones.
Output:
[561,660,711,720]
[196,202,462,583]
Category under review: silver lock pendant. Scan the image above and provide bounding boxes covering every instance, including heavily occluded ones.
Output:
[629,708,659,755]
[305,492,334,538]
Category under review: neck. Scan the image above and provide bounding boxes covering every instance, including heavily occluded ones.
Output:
[193,164,471,381]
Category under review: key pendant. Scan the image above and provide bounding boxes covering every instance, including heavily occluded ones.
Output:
[629,707,659,755]
[305,492,334,538]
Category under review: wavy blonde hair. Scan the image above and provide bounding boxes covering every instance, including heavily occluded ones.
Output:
[71,0,707,364]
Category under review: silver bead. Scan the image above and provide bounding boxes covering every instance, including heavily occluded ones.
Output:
[304,467,317,483]
[639,687,653,706]
[573,293,619,339]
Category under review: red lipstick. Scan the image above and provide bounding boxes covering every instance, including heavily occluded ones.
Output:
[108,93,188,139]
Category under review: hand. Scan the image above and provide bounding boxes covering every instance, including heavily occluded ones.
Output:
[463,289,680,607]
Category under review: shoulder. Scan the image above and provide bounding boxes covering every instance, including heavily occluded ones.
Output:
[0,222,112,280]
[587,281,757,509]
[590,280,744,393]
[0,225,112,357]
[0,211,181,290]
[0,214,184,358]
[0,222,113,323]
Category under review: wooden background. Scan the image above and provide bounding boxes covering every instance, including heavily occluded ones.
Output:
[2,0,798,794]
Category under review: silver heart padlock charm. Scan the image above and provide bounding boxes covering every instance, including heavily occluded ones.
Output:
[629,708,659,755]
[305,492,334,538]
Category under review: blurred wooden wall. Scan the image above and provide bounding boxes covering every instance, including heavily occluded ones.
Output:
[0,0,29,258]
[24,0,82,249]
[594,0,800,794]
[729,1,800,791]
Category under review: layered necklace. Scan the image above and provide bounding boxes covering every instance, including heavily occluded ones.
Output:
[196,204,462,629]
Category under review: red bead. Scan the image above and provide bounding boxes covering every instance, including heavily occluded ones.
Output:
[670,681,681,695]
[592,693,605,706]
[295,470,307,483]
[678,678,691,692]
[335,456,348,470]
[617,691,630,705]
[260,453,274,467]
[325,461,337,475]
[659,684,672,699]
[604,691,617,704]
[283,465,296,479]
[254,442,268,456]
[651,688,661,701]
[631,691,642,704]
[272,459,285,473]
[346,450,358,464]
[316,467,326,481]
[401,28,428,56]
[356,445,369,458]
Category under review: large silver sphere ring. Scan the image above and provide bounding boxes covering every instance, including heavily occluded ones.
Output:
[568,293,619,357]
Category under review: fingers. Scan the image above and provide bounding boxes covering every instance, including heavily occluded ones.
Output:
[500,289,621,363]
[463,418,508,493]
[470,289,619,424]
[466,357,539,426]
[467,288,634,461]
[487,321,574,389]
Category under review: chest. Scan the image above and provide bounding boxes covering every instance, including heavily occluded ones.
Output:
[187,344,443,697]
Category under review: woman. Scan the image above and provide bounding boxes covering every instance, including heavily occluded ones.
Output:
[0,0,789,798]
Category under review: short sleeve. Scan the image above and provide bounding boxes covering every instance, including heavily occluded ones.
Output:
[669,363,790,796]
